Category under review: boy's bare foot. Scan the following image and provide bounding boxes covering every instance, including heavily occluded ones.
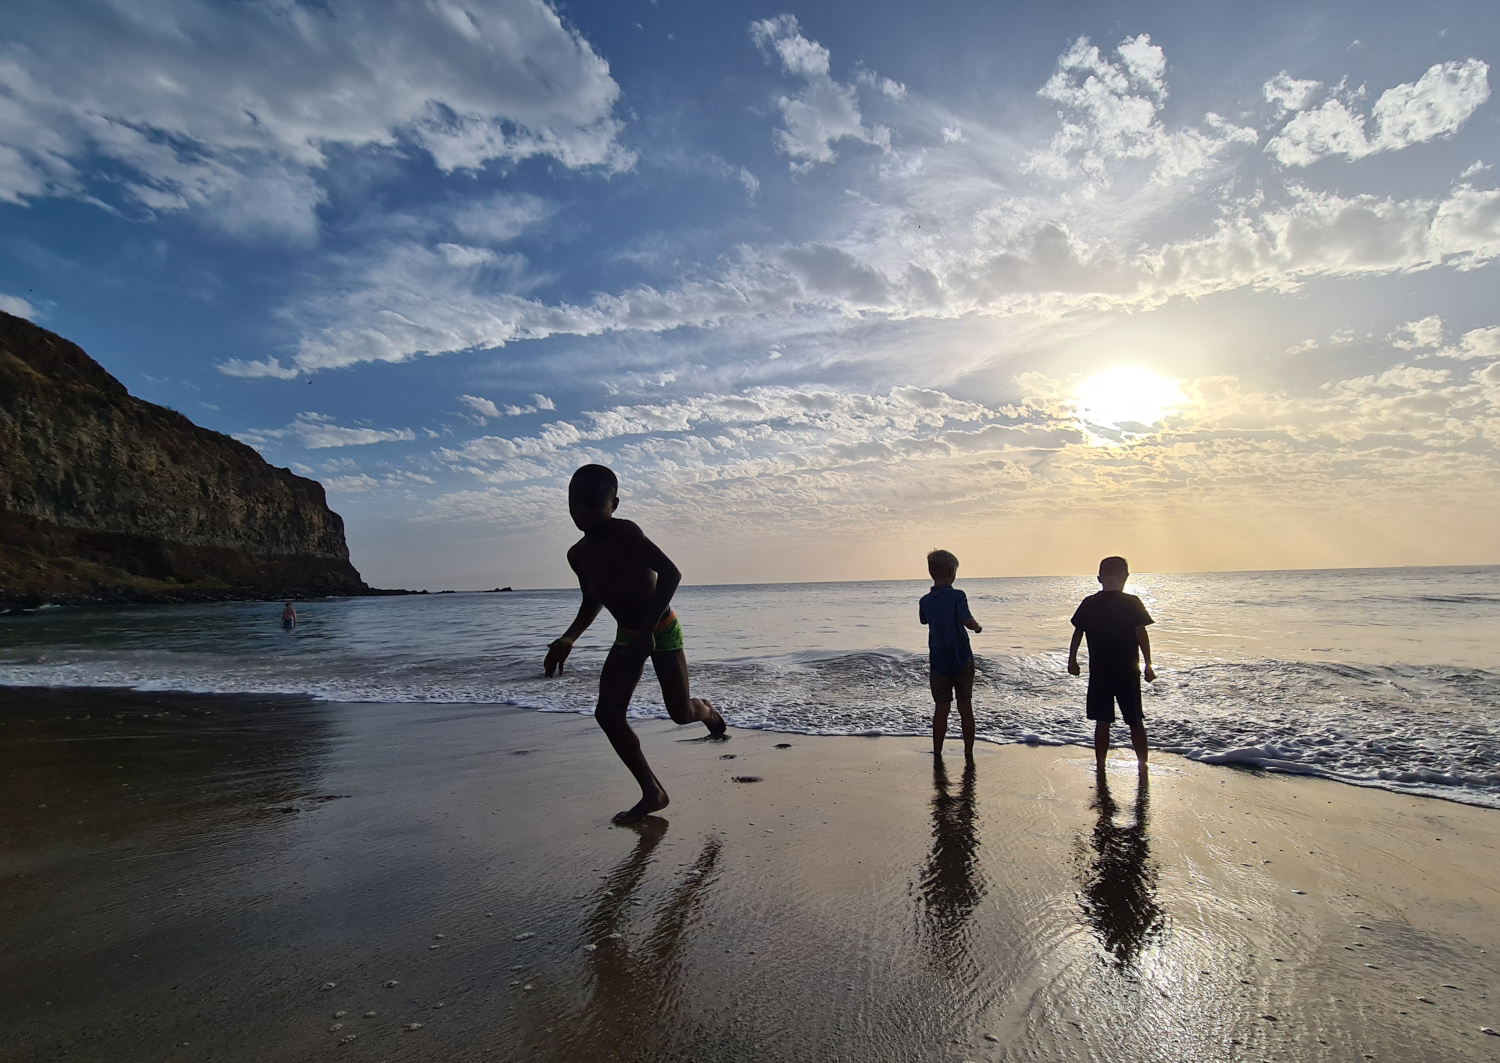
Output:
[613,788,670,824]
[696,698,727,738]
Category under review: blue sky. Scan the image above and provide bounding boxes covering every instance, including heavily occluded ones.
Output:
[3,0,1499,588]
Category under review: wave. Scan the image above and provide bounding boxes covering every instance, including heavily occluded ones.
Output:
[3,647,1497,809]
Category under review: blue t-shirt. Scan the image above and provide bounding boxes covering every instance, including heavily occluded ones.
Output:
[920,584,973,674]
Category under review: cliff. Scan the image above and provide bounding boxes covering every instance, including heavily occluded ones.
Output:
[0,312,369,608]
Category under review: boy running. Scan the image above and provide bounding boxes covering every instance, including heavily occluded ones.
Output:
[544,464,726,822]
[920,549,983,763]
[1068,556,1156,772]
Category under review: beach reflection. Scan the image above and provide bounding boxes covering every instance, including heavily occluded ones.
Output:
[558,818,722,1061]
[918,758,985,969]
[1076,772,1167,966]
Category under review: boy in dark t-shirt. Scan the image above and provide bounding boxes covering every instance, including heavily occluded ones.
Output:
[1068,556,1156,772]
[920,549,983,763]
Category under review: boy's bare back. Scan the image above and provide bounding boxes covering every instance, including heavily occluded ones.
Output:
[567,519,665,633]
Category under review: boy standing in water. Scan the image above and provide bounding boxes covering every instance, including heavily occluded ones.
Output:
[1068,556,1156,773]
[921,549,983,763]
[544,464,727,823]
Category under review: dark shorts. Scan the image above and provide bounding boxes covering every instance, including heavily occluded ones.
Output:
[1087,671,1143,726]
[930,657,975,703]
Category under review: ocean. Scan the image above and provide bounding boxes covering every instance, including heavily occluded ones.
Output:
[2,566,1498,808]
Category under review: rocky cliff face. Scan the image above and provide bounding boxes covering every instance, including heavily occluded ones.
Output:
[0,312,368,606]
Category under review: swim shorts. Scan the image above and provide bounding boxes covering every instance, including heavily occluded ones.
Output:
[1086,670,1143,726]
[614,611,685,653]
[929,656,975,703]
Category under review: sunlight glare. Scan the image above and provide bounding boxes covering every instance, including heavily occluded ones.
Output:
[1074,366,1187,429]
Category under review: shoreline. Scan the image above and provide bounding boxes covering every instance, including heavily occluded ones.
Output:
[3,686,1498,1062]
[4,679,1498,812]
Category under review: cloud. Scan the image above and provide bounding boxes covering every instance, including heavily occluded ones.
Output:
[238,412,416,450]
[460,395,503,419]
[218,356,303,380]
[1024,34,1257,192]
[1266,59,1490,167]
[412,356,1500,547]
[738,167,761,200]
[1389,315,1444,349]
[460,392,556,421]
[1264,72,1322,113]
[0,293,35,318]
[1436,326,1500,361]
[750,14,892,171]
[452,193,556,245]
[0,0,630,233]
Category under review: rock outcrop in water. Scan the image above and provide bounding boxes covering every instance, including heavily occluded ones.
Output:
[0,311,370,608]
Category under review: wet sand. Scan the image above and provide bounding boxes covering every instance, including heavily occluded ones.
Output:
[2,686,1498,1062]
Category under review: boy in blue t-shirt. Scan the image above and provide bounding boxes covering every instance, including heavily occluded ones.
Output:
[920,549,984,762]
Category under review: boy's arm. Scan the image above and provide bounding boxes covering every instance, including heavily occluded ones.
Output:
[544,557,604,676]
[624,530,682,656]
[1136,625,1155,682]
[1067,627,1084,675]
[959,590,981,634]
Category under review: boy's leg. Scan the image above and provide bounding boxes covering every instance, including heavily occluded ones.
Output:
[932,699,951,755]
[1094,719,1111,770]
[956,696,976,763]
[955,659,976,763]
[596,646,670,822]
[1129,724,1148,768]
[651,649,727,736]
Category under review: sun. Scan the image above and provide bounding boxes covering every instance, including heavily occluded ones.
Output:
[1073,366,1186,429]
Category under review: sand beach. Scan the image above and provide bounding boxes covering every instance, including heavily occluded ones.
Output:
[2,686,1497,1062]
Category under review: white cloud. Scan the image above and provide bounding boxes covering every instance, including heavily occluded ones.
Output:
[0,293,35,318]
[1389,315,1444,349]
[738,166,761,200]
[0,0,630,233]
[858,70,907,101]
[1438,326,1500,361]
[218,356,302,380]
[238,412,416,450]
[452,193,556,245]
[1461,160,1491,178]
[1024,34,1257,192]
[460,392,555,421]
[1267,59,1490,167]
[460,394,503,419]
[750,14,892,171]
[940,126,965,144]
[414,358,1500,547]
[1264,72,1322,113]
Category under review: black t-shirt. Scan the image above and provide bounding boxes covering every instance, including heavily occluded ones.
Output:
[1071,591,1154,675]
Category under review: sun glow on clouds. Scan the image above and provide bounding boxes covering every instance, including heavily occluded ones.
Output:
[1073,367,1187,432]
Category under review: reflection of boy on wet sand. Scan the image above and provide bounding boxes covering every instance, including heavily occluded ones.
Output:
[544,464,726,823]
[1077,773,1165,966]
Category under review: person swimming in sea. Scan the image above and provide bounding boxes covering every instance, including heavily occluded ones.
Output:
[280,602,297,629]
[544,464,727,823]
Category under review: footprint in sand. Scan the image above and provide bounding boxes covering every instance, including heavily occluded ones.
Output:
[732,776,763,783]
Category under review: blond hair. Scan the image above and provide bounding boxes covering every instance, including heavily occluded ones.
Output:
[927,549,959,572]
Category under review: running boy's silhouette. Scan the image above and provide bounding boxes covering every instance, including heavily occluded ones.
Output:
[1068,556,1155,772]
[544,465,726,822]
[920,549,983,762]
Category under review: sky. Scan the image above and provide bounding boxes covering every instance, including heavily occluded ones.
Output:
[3,0,1499,590]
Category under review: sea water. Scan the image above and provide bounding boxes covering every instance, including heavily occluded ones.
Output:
[1,567,1497,807]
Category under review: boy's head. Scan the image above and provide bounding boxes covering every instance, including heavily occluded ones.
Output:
[568,464,619,531]
[927,548,959,585]
[1097,555,1129,589]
